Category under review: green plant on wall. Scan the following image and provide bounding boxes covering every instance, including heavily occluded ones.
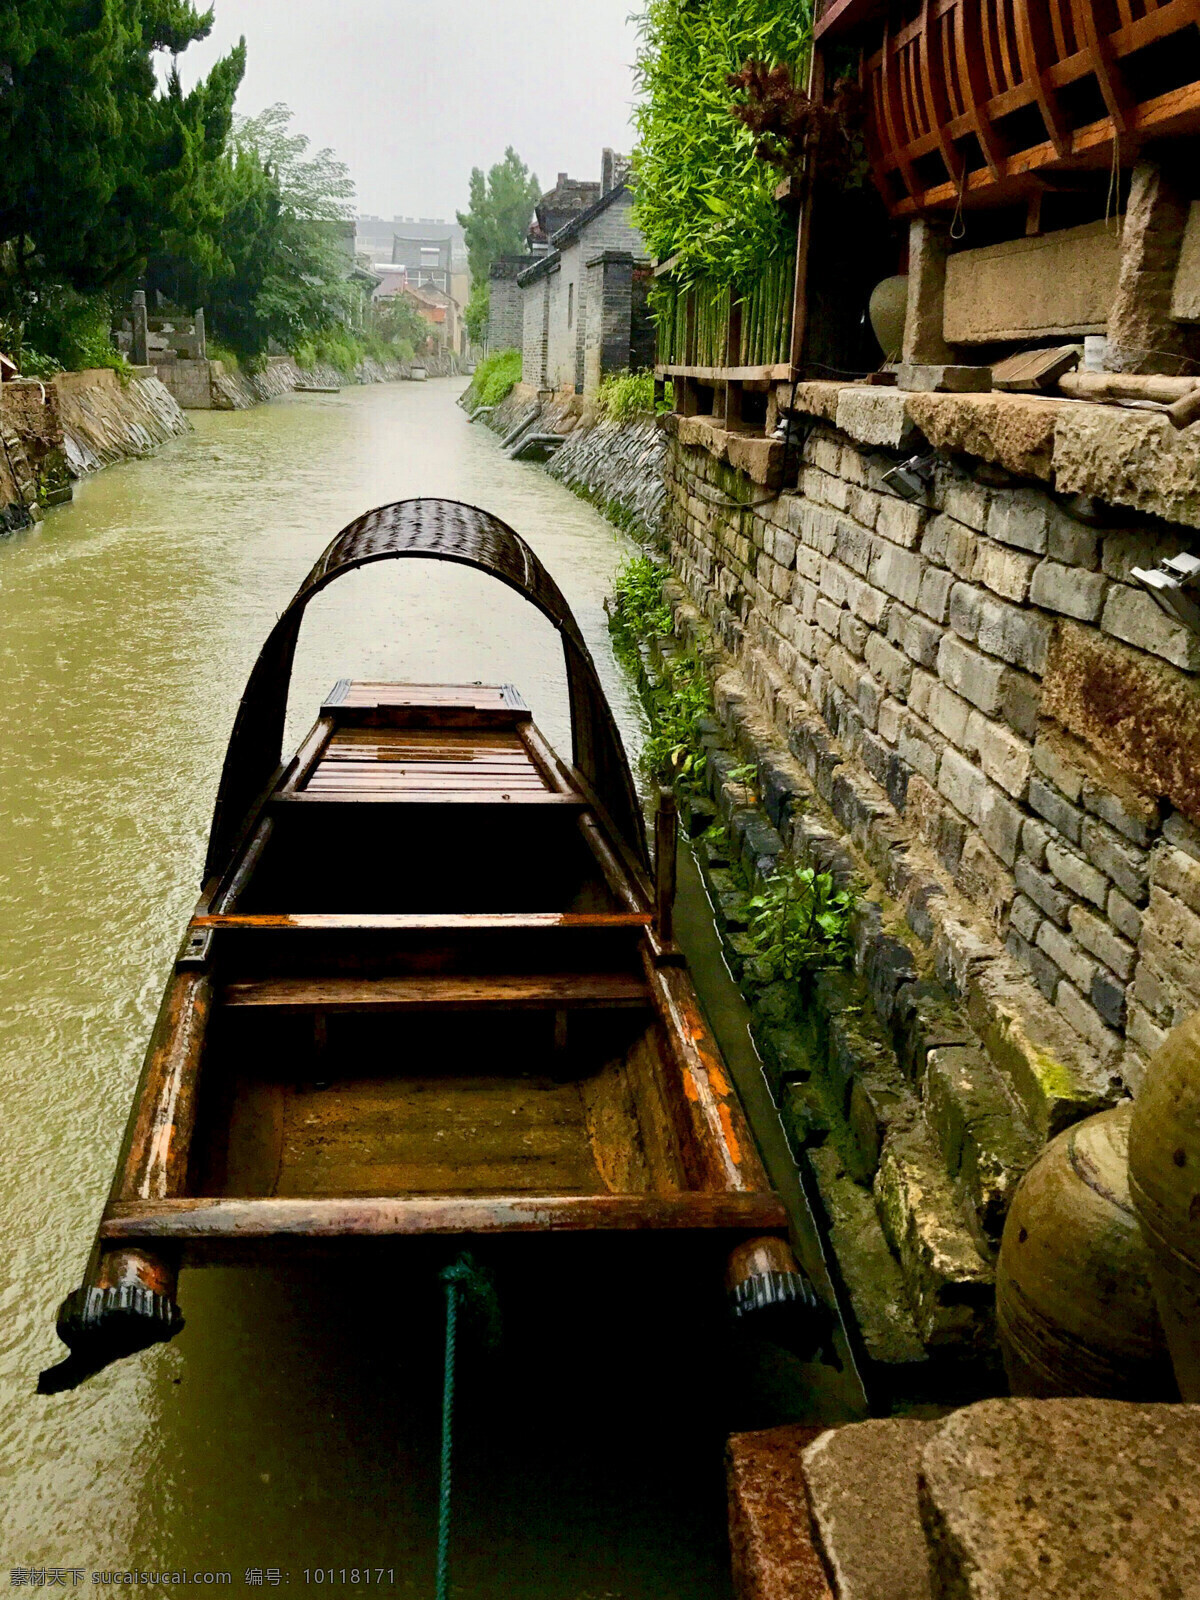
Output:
[632,0,814,289]
[745,862,855,979]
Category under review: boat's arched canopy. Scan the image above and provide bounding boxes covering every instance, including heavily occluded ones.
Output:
[205,498,648,878]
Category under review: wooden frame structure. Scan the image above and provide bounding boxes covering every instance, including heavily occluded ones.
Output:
[818,0,1200,217]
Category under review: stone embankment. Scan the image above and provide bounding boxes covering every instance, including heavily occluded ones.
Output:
[179,350,461,411]
[476,383,667,541]
[0,368,189,529]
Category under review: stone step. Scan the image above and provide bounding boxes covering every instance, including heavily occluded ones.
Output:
[874,1123,996,1355]
[920,1398,1200,1599]
[730,1400,1200,1600]
[921,1044,1040,1240]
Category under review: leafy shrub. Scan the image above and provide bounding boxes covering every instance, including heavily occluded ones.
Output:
[611,554,673,641]
[643,652,713,783]
[633,0,813,287]
[746,863,855,979]
[207,340,241,372]
[594,370,672,424]
[467,348,522,408]
[20,288,129,375]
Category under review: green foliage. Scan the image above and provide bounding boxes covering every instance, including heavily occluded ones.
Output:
[611,554,673,640]
[466,348,522,408]
[745,862,855,980]
[456,148,541,285]
[642,651,712,783]
[464,278,490,346]
[632,0,813,287]
[594,370,672,424]
[0,0,244,323]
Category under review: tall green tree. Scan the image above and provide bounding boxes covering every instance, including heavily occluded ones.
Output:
[0,0,245,320]
[456,147,540,340]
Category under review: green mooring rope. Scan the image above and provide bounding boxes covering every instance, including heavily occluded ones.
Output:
[436,1254,500,1600]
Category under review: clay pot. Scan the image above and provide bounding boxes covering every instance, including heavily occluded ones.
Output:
[868,275,909,361]
[1128,1010,1200,1400]
[997,1102,1176,1401]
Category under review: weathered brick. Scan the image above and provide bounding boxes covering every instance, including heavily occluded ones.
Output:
[1127,1000,1169,1061]
[998,666,1042,741]
[957,833,1015,923]
[1028,774,1084,845]
[1014,853,1074,925]
[864,632,913,698]
[1036,920,1098,993]
[978,782,1024,868]
[798,499,841,553]
[917,563,955,623]
[1081,816,1149,904]
[1009,893,1042,943]
[1046,838,1109,908]
[937,634,1006,714]
[942,474,992,532]
[1163,810,1200,863]
[847,485,882,531]
[876,493,925,549]
[1079,776,1159,848]
[948,580,983,641]
[939,746,986,821]
[897,609,943,670]
[985,488,1050,553]
[1029,559,1108,621]
[1032,726,1086,803]
[840,611,870,657]
[836,519,876,577]
[1007,926,1062,1001]
[1101,583,1200,672]
[1056,979,1124,1065]
[868,542,924,609]
[1046,508,1100,568]
[897,710,944,784]
[1021,816,1051,869]
[1152,843,1200,917]
[769,528,797,569]
[1107,887,1143,943]
[973,718,1032,799]
[975,591,1054,674]
[977,542,1039,603]
[1091,968,1128,1029]
[927,681,973,747]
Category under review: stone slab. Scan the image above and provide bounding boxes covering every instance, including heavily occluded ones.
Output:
[1053,403,1200,530]
[904,392,1062,482]
[727,1425,833,1600]
[920,1398,1200,1600]
[943,221,1119,344]
[803,1419,938,1600]
[835,387,919,450]
[896,365,992,394]
[1171,198,1200,322]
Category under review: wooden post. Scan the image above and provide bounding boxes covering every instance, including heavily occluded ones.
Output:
[787,50,825,375]
[655,788,678,945]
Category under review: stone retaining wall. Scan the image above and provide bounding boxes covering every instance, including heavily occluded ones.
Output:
[0,369,189,530]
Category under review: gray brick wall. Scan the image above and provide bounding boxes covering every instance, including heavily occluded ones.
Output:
[664,422,1200,1094]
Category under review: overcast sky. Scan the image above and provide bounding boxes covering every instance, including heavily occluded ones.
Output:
[177,0,642,221]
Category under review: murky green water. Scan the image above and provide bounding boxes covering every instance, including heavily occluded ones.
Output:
[0,380,853,1594]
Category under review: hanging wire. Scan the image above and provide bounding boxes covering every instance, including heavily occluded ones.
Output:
[949,160,968,241]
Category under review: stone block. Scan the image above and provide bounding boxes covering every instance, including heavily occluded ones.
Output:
[975,590,1053,674]
[1101,525,1183,584]
[806,1144,927,1368]
[1031,723,1086,802]
[1035,920,1096,992]
[1163,809,1200,861]
[1029,559,1107,621]
[869,541,925,610]
[1067,903,1137,981]
[1090,967,1127,1030]
[937,746,984,823]
[1046,837,1109,908]
[835,387,918,451]
[998,666,1041,741]
[1045,507,1101,569]
[864,632,913,699]
[973,718,1031,800]
[917,563,955,623]
[923,1044,1040,1236]
[1080,816,1149,903]
[892,979,977,1080]
[976,542,1038,604]
[840,612,870,657]
[874,1122,995,1350]
[1028,774,1084,845]
[1056,977,1123,1065]
[1101,582,1200,673]
[944,219,1120,343]
[1006,925,1061,1001]
[1053,402,1200,531]
[1009,893,1041,943]
[1152,840,1200,917]
[984,488,1050,553]
[919,1398,1200,1600]
[1107,887,1143,943]
[966,958,1115,1136]
[948,580,983,640]
[727,1426,833,1600]
[1013,853,1073,925]
[1020,815,1051,868]
[957,834,1016,926]
[937,635,1006,715]
[876,493,925,549]
[802,1421,937,1600]
[941,474,992,532]
[905,391,1061,482]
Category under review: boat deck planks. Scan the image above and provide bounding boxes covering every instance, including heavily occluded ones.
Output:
[222,972,652,1011]
[304,719,551,797]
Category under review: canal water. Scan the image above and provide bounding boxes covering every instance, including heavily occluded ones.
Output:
[0,380,858,1594]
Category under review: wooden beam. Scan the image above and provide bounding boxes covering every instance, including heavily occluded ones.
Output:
[221,971,653,1012]
[269,791,588,808]
[101,1191,790,1241]
[192,912,652,932]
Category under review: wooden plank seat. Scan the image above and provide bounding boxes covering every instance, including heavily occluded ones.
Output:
[193,913,653,932]
[222,972,652,1012]
[302,720,553,798]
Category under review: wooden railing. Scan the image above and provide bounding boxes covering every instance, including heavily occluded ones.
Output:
[842,0,1200,215]
[654,251,797,381]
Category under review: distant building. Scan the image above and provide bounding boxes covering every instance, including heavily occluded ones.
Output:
[515,152,650,394]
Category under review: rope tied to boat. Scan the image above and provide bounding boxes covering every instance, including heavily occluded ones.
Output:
[436,1252,500,1600]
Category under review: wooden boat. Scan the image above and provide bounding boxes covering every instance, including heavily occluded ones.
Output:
[39,499,816,1393]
